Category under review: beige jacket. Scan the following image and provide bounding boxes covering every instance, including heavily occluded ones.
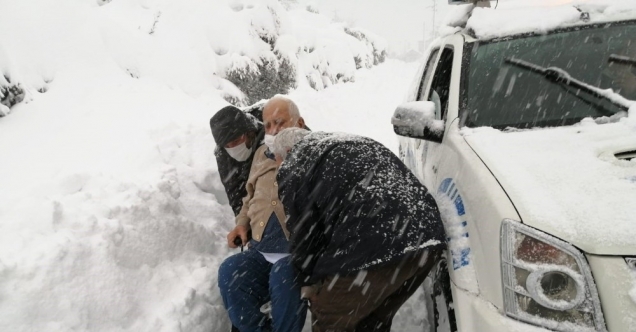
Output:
[236,145,289,242]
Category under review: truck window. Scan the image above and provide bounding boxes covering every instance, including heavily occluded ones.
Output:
[462,22,636,129]
[429,48,454,120]
[417,49,440,101]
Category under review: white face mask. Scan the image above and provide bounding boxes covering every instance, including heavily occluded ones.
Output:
[264,134,276,151]
[225,142,252,162]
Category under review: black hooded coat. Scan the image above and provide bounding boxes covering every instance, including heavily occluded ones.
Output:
[212,104,264,215]
[277,132,446,285]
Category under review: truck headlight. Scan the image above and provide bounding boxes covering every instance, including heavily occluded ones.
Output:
[500,219,606,331]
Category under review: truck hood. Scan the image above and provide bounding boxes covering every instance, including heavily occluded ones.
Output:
[463,117,636,255]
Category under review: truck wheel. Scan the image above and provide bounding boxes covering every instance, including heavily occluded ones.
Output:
[424,256,457,332]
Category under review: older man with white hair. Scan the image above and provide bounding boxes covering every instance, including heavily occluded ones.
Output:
[217,96,308,332]
[272,128,446,332]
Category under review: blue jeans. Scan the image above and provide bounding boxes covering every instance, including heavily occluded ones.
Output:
[218,249,307,332]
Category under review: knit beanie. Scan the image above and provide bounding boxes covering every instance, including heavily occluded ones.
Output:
[210,105,258,147]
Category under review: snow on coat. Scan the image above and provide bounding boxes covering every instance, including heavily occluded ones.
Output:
[277,132,446,285]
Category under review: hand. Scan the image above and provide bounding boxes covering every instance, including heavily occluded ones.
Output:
[227,225,250,248]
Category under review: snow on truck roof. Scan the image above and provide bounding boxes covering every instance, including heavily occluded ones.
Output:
[446,0,636,40]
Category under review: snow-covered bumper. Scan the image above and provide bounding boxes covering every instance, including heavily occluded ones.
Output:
[587,255,636,332]
[451,285,548,332]
[452,255,636,332]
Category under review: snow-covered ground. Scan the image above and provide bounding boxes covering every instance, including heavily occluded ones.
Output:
[0,0,423,331]
[4,0,636,330]
[0,60,420,332]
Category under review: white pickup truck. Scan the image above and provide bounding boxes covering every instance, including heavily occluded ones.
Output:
[392,2,636,331]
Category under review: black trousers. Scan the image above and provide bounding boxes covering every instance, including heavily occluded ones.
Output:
[309,249,442,332]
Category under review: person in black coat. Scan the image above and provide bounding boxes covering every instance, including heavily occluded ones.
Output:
[210,103,264,216]
[210,103,263,332]
[273,128,446,332]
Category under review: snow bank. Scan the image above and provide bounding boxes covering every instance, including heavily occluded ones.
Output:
[282,7,388,92]
[0,0,387,113]
[294,0,433,57]
[0,47,235,330]
[164,0,387,104]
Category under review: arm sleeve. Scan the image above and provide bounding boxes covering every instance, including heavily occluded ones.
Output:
[288,203,325,285]
[283,169,330,286]
[215,147,249,216]
[234,154,260,228]
[235,187,252,228]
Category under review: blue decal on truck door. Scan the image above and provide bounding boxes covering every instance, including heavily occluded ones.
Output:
[438,178,471,270]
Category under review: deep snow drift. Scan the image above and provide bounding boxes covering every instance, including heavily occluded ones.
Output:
[0,0,423,331]
[0,59,422,330]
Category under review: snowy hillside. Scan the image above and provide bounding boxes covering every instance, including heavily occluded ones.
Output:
[0,0,422,331]
[0,0,388,116]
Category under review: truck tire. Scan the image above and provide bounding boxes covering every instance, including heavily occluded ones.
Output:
[424,256,457,332]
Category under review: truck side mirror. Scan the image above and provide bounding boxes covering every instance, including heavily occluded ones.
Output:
[391,101,444,143]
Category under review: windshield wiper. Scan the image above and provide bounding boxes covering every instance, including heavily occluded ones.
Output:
[505,57,631,112]
[608,54,636,76]
[608,54,636,66]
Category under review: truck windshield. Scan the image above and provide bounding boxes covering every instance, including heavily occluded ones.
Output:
[462,21,636,129]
